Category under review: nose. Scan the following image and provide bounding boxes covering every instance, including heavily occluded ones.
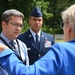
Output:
[16,26,22,31]
[36,20,39,24]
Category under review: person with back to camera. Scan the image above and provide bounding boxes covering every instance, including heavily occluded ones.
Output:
[1,4,75,75]
[18,6,55,65]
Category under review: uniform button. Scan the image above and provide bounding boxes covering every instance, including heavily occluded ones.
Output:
[38,54,41,59]
[38,54,41,57]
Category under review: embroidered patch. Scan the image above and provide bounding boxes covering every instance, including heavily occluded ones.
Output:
[44,40,51,48]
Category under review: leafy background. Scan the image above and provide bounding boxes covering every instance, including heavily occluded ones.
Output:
[0,0,75,35]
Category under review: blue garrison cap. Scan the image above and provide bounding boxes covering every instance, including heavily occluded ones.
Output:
[30,6,43,17]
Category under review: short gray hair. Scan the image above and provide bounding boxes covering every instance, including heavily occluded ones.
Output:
[62,4,75,32]
[1,9,24,22]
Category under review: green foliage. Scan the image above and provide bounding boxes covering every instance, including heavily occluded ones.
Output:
[21,21,30,33]
[41,24,63,34]
[0,0,75,34]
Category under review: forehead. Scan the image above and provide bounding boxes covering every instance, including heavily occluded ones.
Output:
[9,16,23,23]
[30,16,43,19]
[9,16,23,21]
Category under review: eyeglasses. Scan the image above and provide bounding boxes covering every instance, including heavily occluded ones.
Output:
[8,22,23,28]
[60,22,64,29]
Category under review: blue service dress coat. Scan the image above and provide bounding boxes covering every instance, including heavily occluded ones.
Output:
[18,30,55,64]
[0,39,75,75]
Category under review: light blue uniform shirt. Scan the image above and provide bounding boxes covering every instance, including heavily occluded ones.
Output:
[0,39,75,75]
[0,33,29,75]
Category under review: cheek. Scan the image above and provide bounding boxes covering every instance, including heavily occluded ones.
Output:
[39,23,42,27]
[8,27,15,34]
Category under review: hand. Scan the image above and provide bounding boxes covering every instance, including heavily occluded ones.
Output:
[0,43,8,52]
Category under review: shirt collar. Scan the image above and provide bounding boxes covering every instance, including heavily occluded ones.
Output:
[0,32,16,44]
[30,29,41,41]
[30,28,41,38]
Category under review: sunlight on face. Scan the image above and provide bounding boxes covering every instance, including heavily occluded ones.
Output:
[29,16,43,33]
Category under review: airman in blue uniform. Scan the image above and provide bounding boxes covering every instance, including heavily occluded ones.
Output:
[18,6,55,65]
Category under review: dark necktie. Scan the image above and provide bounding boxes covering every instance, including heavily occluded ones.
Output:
[9,41,16,52]
[36,34,40,50]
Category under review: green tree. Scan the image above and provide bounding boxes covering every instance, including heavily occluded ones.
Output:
[0,0,75,34]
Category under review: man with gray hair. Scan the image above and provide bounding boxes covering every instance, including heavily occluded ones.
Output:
[1,4,75,75]
[0,9,29,75]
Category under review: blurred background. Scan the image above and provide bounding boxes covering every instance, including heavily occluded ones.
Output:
[0,0,74,41]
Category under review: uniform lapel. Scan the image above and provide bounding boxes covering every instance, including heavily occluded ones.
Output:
[29,37,37,49]
[28,30,37,50]
[40,32,46,50]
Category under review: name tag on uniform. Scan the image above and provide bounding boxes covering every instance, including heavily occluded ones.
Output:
[27,48,31,50]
